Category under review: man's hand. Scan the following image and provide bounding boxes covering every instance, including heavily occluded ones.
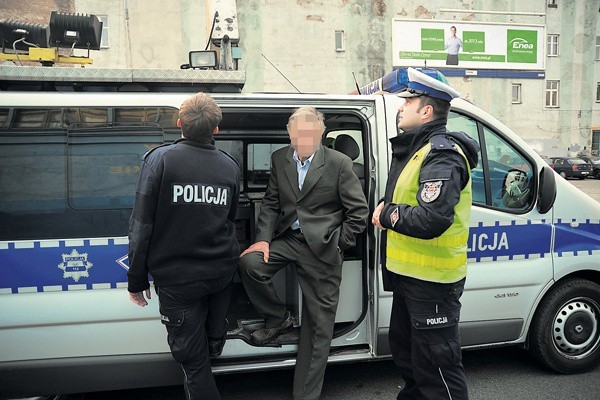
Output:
[372,202,387,230]
[129,289,152,307]
[240,241,270,263]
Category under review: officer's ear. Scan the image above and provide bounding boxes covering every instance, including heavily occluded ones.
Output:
[420,104,433,119]
[177,118,182,128]
[213,127,219,136]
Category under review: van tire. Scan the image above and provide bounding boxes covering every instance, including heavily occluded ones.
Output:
[529,278,600,374]
[559,171,567,179]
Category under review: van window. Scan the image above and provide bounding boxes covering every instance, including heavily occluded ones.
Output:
[447,112,485,204]
[446,112,533,211]
[247,143,287,189]
[324,130,364,165]
[67,130,164,210]
[0,108,8,127]
[0,107,177,241]
[114,107,179,127]
[65,108,109,127]
[482,126,534,210]
[12,109,63,128]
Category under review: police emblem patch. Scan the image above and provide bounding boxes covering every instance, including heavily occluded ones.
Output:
[58,249,93,282]
[390,207,399,228]
[421,181,443,203]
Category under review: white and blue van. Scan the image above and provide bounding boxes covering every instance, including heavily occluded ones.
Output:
[1,67,599,398]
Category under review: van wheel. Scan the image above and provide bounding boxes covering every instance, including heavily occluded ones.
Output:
[559,171,567,179]
[529,278,600,373]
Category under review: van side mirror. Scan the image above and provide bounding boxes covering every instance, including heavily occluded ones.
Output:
[537,166,556,214]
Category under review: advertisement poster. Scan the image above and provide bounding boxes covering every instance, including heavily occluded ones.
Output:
[392,19,545,70]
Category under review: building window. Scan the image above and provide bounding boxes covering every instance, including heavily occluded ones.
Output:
[335,30,345,52]
[596,83,600,102]
[547,34,559,57]
[596,36,600,60]
[546,80,559,107]
[99,15,109,48]
[512,83,522,104]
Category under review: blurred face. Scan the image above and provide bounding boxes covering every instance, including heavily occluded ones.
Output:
[450,27,456,36]
[397,97,431,132]
[288,113,323,160]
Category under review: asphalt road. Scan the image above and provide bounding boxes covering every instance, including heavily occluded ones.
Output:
[73,345,599,400]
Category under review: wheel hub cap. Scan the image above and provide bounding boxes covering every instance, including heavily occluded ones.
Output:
[553,299,600,358]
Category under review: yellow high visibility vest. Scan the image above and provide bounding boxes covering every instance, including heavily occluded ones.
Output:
[386,140,472,283]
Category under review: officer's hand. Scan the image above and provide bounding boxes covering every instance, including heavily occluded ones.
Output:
[129,289,152,307]
[372,202,387,230]
[240,241,270,263]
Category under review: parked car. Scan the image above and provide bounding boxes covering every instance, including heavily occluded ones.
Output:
[578,156,600,179]
[550,157,593,179]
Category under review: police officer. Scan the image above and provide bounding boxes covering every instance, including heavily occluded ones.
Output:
[128,92,240,400]
[372,68,479,400]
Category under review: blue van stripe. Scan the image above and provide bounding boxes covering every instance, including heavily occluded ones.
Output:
[0,238,130,295]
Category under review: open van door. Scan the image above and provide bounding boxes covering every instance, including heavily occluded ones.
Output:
[210,95,379,364]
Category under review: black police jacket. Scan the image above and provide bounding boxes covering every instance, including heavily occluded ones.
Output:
[127,138,240,293]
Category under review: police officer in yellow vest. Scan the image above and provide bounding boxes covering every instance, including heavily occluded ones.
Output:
[372,67,479,400]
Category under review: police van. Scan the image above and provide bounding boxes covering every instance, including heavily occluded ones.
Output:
[1,66,600,398]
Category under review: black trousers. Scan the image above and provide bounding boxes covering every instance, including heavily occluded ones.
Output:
[158,277,232,400]
[388,273,469,400]
[239,229,343,400]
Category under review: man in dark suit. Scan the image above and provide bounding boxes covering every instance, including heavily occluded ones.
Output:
[239,106,369,400]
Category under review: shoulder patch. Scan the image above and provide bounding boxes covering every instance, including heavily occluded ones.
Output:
[421,181,443,203]
[430,135,458,152]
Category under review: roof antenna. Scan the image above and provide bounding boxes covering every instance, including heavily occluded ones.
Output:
[352,72,361,94]
[261,53,301,93]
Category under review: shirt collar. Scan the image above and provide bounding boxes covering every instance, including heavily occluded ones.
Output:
[293,149,316,166]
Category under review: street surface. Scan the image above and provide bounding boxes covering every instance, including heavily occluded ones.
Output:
[20,178,600,400]
[70,346,600,399]
[570,178,600,202]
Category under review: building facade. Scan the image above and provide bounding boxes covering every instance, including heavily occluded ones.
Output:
[1,0,599,156]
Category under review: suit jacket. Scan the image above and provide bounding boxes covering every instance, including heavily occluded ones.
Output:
[255,145,369,265]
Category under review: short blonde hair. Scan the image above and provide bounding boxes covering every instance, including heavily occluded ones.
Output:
[287,106,325,132]
[179,93,222,142]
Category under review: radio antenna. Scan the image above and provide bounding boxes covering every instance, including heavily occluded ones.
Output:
[261,53,301,93]
[352,72,361,94]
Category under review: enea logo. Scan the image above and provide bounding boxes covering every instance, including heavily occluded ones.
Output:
[507,29,538,63]
[510,38,534,50]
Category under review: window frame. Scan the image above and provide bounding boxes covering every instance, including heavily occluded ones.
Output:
[545,80,560,108]
[512,83,522,104]
[596,36,600,61]
[597,83,600,103]
[335,30,345,52]
[547,34,559,57]
[447,109,537,214]
[98,15,109,49]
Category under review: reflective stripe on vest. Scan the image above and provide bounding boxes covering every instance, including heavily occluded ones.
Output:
[386,140,472,283]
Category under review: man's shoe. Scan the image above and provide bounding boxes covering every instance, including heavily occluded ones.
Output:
[251,312,293,344]
[208,336,226,358]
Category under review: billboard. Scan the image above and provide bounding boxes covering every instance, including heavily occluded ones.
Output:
[392,19,545,70]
